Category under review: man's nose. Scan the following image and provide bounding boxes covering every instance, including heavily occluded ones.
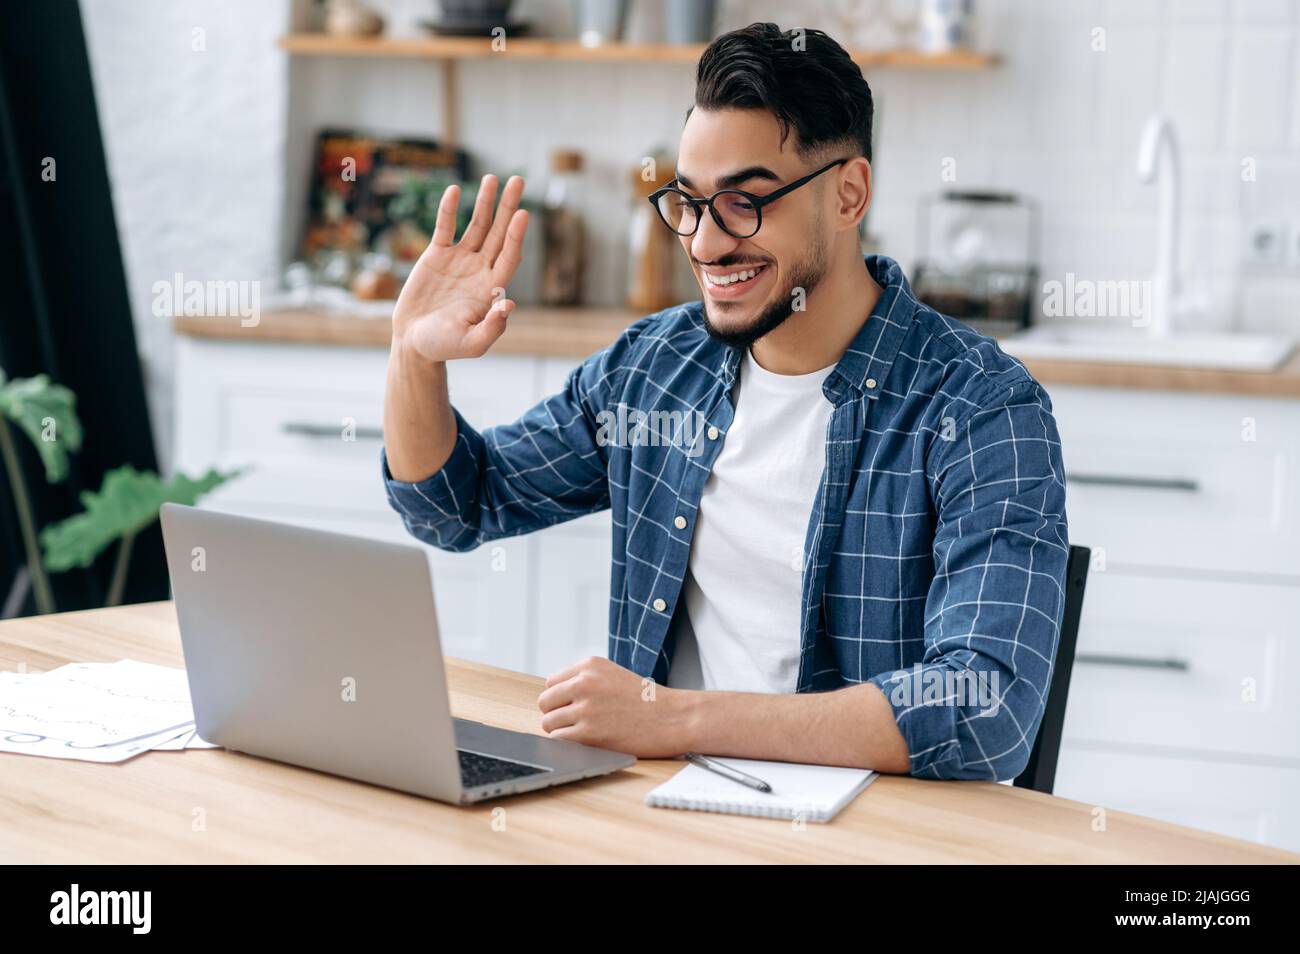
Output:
[690,209,741,265]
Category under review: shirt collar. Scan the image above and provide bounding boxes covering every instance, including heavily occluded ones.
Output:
[824,254,917,403]
[717,253,918,401]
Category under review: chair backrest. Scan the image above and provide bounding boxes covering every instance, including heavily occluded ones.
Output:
[1013,544,1091,794]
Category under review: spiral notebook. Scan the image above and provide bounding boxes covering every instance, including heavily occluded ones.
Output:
[645,757,877,823]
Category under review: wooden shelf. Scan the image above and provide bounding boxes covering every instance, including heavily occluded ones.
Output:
[278,34,999,69]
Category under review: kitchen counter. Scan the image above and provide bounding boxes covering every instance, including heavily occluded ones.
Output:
[172,306,636,360]
[172,307,1300,399]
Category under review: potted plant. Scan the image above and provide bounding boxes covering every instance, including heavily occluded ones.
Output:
[0,368,236,613]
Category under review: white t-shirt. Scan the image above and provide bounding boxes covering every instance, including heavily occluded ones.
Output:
[667,347,836,693]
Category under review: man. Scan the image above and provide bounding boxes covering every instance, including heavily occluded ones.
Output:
[382,23,1069,780]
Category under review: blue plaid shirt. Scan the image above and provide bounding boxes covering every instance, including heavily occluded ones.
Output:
[383,254,1069,781]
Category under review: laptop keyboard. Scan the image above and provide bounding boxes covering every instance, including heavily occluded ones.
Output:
[458,749,548,788]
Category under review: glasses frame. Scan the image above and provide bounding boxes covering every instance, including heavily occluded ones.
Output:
[648,157,849,239]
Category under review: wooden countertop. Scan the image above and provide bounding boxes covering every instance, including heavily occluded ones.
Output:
[173,307,1300,399]
[2,602,1294,863]
[173,306,637,361]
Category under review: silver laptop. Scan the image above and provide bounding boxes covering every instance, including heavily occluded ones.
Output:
[159,503,634,804]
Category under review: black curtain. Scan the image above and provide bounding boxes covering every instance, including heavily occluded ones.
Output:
[0,0,169,614]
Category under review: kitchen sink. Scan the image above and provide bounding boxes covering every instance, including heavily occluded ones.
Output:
[1000,327,1295,372]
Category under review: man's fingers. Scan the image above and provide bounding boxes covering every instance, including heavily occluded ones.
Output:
[537,678,580,714]
[544,655,593,688]
[458,174,498,251]
[490,209,530,289]
[483,175,525,264]
[463,297,514,353]
[429,183,460,247]
[541,704,580,734]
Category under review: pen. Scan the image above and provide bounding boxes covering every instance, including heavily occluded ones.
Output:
[683,752,772,793]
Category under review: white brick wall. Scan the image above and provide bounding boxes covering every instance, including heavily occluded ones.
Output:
[81,0,291,467]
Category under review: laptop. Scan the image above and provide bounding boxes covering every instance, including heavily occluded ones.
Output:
[159,503,635,804]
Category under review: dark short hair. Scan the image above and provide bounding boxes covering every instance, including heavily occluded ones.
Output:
[693,22,874,162]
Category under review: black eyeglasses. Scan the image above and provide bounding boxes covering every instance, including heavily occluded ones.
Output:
[648,158,849,239]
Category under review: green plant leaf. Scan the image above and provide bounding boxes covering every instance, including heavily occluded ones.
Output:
[0,373,83,483]
[40,465,237,571]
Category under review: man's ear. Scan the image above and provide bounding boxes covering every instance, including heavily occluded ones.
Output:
[833,156,872,232]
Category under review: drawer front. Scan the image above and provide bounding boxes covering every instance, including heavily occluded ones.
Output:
[172,340,558,677]
[1047,386,1300,576]
[1053,745,1300,854]
[221,386,384,464]
[1061,572,1300,761]
[175,339,548,514]
[203,462,394,517]
[174,338,388,473]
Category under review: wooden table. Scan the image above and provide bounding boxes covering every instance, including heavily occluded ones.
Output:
[1,603,1294,864]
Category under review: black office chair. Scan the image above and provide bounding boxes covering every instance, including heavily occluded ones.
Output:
[1013,545,1091,794]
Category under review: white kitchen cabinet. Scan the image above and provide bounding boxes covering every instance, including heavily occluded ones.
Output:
[1061,573,1300,761]
[1047,383,1300,853]
[1054,746,1300,852]
[1047,386,1300,577]
[173,334,558,674]
[532,517,613,677]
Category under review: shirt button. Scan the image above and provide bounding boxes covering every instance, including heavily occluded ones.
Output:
[652,598,667,612]
[707,425,720,440]
[674,515,687,530]
[865,377,878,389]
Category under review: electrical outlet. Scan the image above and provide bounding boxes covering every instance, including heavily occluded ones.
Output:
[1241,218,1287,269]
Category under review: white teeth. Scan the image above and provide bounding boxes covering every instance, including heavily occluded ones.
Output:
[705,266,763,286]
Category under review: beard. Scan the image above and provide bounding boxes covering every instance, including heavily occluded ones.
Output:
[699,232,829,352]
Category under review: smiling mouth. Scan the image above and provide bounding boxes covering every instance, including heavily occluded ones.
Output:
[702,264,769,287]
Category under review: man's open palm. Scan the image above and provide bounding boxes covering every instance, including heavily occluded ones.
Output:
[392,173,530,362]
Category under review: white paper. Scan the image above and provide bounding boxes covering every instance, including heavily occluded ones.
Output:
[0,660,215,762]
[148,727,198,751]
[0,660,195,746]
[0,723,194,762]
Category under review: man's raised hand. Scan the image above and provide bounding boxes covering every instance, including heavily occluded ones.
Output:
[391,173,529,363]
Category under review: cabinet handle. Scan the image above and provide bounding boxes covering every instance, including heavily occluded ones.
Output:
[1067,473,1200,493]
[282,421,384,441]
[1076,652,1190,672]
